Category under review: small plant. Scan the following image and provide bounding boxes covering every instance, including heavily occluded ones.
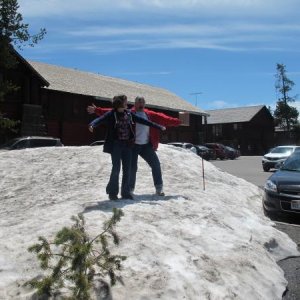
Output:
[27,208,126,299]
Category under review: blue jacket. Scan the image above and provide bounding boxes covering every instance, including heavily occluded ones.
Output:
[89,109,163,153]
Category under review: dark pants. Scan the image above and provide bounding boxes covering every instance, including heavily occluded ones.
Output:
[129,143,163,191]
[106,140,132,197]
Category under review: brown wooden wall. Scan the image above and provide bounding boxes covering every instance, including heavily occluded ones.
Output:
[0,59,46,143]
[41,89,204,146]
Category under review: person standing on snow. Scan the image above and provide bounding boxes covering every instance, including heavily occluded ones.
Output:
[88,95,166,200]
[87,96,181,196]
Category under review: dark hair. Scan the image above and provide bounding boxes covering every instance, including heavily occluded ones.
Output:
[112,94,127,109]
[135,96,145,103]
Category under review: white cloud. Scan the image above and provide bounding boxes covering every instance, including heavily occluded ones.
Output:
[67,24,224,37]
[67,23,300,38]
[71,38,246,53]
[19,0,299,18]
[207,100,238,109]
[291,101,300,113]
[288,72,300,76]
[29,35,296,56]
[204,101,273,110]
[266,101,300,120]
[22,23,300,55]
[18,1,300,55]
[68,33,298,53]
[59,21,300,52]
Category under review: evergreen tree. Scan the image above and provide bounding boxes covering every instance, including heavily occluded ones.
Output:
[273,63,298,132]
[0,0,46,135]
[27,208,126,299]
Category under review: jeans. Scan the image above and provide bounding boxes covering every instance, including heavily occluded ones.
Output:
[129,143,163,191]
[106,140,132,197]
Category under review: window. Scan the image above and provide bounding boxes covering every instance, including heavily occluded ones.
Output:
[185,144,194,149]
[29,139,57,148]
[13,140,29,149]
[233,123,243,131]
[212,124,222,137]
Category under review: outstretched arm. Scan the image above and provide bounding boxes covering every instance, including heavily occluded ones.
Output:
[87,103,112,116]
[88,111,111,132]
[132,114,166,131]
[147,110,181,127]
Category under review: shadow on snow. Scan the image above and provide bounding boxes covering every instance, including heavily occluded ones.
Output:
[82,194,187,213]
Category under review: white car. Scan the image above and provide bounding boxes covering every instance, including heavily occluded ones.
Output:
[168,142,197,154]
[262,145,300,172]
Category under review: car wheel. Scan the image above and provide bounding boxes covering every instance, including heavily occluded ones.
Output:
[263,165,270,172]
[263,206,279,220]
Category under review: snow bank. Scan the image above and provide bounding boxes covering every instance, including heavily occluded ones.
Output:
[0,145,298,299]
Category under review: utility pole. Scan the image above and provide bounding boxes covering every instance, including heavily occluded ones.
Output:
[190,91,206,190]
[190,92,202,107]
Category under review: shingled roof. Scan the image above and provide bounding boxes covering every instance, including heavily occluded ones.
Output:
[206,105,268,124]
[28,61,206,115]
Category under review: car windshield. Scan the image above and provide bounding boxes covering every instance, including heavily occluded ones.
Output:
[271,147,293,154]
[0,138,19,149]
[281,155,300,172]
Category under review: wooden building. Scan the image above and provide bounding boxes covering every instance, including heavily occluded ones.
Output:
[1,50,207,146]
[206,105,274,155]
[0,50,49,143]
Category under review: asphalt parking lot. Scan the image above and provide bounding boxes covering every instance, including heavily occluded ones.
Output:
[212,156,271,188]
[212,156,300,300]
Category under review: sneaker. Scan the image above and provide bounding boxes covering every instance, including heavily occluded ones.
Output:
[156,191,165,196]
[109,194,119,201]
[121,194,134,200]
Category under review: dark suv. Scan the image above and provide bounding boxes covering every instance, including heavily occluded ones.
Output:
[263,152,300,216]
[204,143,227,160]
[195,145,216,160]
[0,136,63,150]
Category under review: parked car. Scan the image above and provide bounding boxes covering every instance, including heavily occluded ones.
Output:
[263,152,300,216]
[204,143,227,160]
[224,146,240,160]
[90,140,105,146]
[262,145,300,172]
[194,145,216,160]
[0,136,63,150]
[167,142,197,154]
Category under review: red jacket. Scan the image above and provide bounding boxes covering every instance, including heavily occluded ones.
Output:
[94,107,181,150]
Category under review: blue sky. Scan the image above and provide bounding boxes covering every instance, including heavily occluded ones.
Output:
[19,0,300,112]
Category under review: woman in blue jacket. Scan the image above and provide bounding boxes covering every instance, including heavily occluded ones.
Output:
[89,95,165,200]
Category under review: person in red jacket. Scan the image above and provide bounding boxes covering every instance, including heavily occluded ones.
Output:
[87,96,181,196]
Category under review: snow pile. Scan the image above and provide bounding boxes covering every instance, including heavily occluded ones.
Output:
[0,145,298,300]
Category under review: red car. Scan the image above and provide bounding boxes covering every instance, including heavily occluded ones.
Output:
[204,143,227,160]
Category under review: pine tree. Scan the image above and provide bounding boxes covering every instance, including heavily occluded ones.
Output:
[27,208,126,299]
[0,0,46,135]
[273,63,298,132]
